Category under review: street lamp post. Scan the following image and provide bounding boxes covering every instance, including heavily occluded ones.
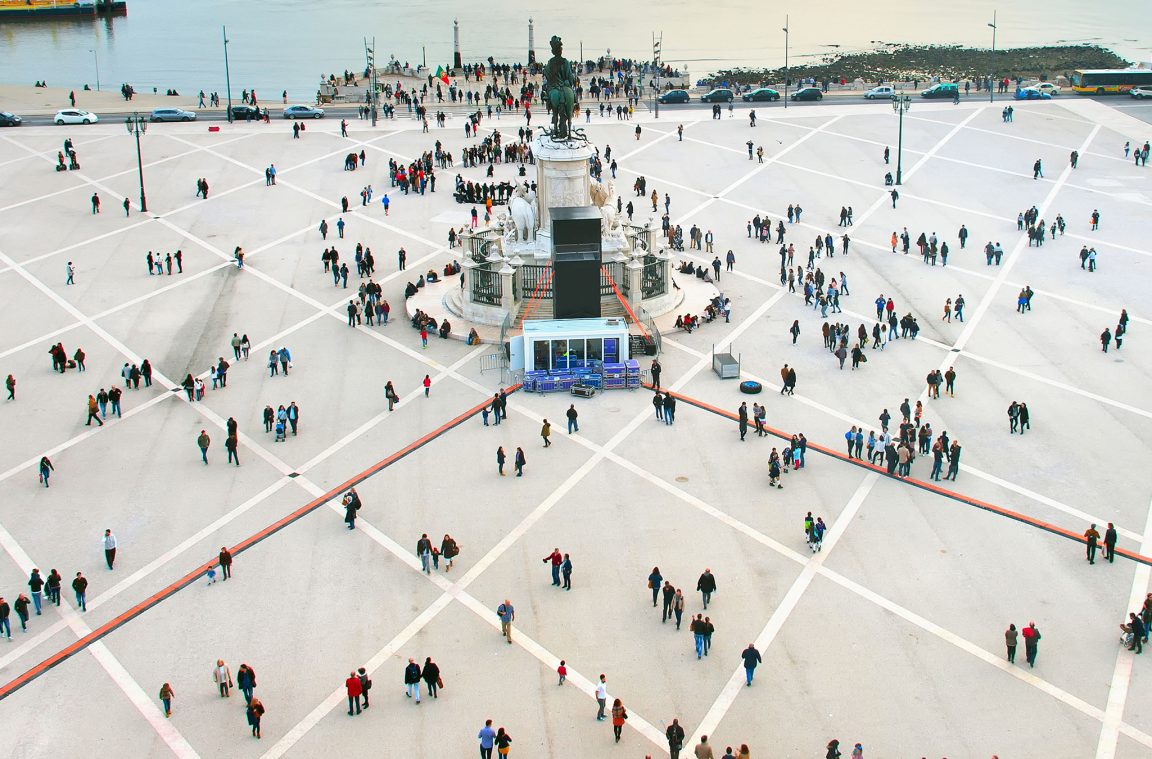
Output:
[892,93,910,185]
[125,112,148,213]
[782,16,790,109]
[223,26,233,123]
[89,48,100,92]
[988,10,997,103]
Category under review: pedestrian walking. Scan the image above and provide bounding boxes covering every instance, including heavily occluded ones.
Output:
[418,657,441,699]
[741,643,762,685]
[14,594,29,632]
[611,698,628,743]
[423,374,431,396]
[478,720,497,759]
[71,572,87,611]
[566,404,579,433]
[541,419,552,447]
[246,697,265,739]
[1005,623,1018,663]
[667,719,686,759]
[1022,622,1041,667]
[236,663,256,703]
[404,658,422,702]
[648,566,663,607]
[1085,524,1100,564]
[158,682,174,717]
[38,456,53,487]
[697,568,717,609]
[514,447,525,477]
[103,529,117,569]
[214,659,232,697]
[497,599,515,643]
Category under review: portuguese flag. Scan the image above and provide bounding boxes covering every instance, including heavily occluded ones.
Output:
[436,66,450,86]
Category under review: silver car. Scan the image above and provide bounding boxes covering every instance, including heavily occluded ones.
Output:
[283,104,325,119]
[149,108,196,122]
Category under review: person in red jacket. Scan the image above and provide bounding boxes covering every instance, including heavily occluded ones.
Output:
[345,672,363,715]
[1021,622,1041,668]
[543,548,562,587]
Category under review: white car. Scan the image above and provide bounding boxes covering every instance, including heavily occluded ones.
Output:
[1131,86,1152,99]
[864,86,895,99]
[1032,82,1061,96]
[55,109,98,125]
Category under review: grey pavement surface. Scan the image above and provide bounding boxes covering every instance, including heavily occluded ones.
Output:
[0,94,1150,758]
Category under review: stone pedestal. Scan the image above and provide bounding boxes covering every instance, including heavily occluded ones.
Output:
[533,135,595,259]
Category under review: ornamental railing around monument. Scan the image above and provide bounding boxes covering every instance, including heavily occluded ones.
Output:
[471,263,503,306]
[601,261,628,297]
[641,253,666,298]
[516,264,553,300]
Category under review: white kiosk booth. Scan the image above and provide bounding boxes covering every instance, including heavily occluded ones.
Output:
[510,318,640,392]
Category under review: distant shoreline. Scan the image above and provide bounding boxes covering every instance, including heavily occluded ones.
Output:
[704,44,1133,86]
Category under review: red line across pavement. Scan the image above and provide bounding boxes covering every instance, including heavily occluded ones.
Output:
[0,385,520,702]
[656,386,1152,566]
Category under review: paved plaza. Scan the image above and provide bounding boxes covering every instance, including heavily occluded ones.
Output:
[1,94,1151,758]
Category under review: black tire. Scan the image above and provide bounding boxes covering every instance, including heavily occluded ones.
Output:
[182,116,192,121]
[314,113,323,119]
[740,381,763,394]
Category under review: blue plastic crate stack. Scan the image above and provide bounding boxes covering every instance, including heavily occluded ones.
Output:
[524,360,605,393]
[625,360,641,389]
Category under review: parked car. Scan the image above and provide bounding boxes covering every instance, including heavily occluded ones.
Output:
[149,108,196,122]
[742,87,781,102]
[790,87,823,102]
[1131,86,1152,99]
[1014,87,1052,101]
[0,111,22,127]
[920,83,959,99]
[229,105,261,120]
[864,86,895,99]
[1031,82,1061,96]
[700,88,735,103]
[54,109,98,125]
[657,89,689,104]
[283,104,325,119]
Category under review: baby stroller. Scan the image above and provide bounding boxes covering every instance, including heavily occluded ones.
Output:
[1120,623,1134,648]
[884,172,894,186]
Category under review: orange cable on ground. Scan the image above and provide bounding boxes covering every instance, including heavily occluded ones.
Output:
[0,386,521,702]
[650,385,1152,566]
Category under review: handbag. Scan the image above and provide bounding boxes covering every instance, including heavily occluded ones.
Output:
[437,677,444,689]
[647,580,653,589]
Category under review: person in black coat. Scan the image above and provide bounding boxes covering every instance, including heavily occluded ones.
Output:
[696,569,717,609]
[422,657,441,698]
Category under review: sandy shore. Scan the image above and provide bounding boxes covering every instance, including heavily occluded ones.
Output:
[0,83,212,116]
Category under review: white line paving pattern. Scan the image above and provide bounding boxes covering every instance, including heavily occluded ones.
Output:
[0,97,1150,758]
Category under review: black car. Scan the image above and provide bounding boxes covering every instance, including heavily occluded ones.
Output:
[790,87,823,102]
[657,89,690,104]
[230,105,261,120]
[0,111,22,127]
[700,88,735,103]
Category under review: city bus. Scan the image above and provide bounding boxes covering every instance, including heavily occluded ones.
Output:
[1070,69,1152,95]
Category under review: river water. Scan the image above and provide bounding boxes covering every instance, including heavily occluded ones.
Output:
[0,0,1148,100]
